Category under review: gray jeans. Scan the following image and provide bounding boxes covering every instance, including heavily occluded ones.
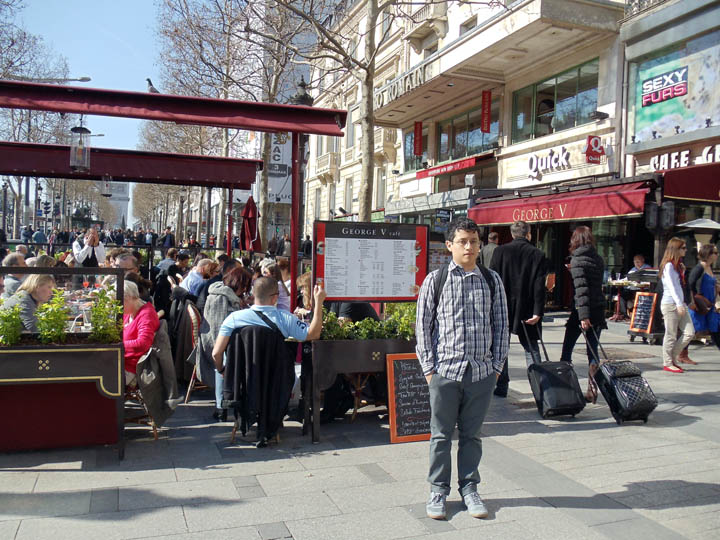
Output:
[660,303,695,367]
[428,369,495,496]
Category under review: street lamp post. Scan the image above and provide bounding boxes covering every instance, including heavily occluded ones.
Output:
[288,77,314,311]
[2,183,7,234]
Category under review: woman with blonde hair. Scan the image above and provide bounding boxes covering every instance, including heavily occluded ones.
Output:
[659,237,694,373]
[0,274,56,332]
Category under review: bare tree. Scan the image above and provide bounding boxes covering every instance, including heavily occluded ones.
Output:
[247,0,508,221]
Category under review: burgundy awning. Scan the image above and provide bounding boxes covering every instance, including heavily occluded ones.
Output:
[0,80,346,136]
[0,141,261,189]
[663,162,720,203]
[469,182,650,226]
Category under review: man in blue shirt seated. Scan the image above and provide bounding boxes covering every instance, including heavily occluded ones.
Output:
[211,276,326,371]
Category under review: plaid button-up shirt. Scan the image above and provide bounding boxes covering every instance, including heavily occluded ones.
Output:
[416,261,509,382]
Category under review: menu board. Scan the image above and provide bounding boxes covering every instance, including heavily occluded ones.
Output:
[386,353,431,444]
[313,221,429,302]
[630,292,657,333]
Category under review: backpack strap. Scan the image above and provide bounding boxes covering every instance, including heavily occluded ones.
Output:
[254,310,284,337]
[477,265,496,303]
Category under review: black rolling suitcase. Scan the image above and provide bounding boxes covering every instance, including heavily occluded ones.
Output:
[585,328,657,425]
[525,324,586,419]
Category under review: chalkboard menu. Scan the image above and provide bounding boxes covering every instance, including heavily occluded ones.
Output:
[630,292,657,334]
[386,353,431,444]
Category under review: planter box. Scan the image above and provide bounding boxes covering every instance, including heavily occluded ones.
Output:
[0,343,125,457]
[308,338,416,442]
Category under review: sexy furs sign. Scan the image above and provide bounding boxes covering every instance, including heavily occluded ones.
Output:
[641,67,688,107]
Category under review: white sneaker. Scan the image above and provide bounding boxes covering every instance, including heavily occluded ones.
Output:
[426,492,447,520]
[463,492,489,518]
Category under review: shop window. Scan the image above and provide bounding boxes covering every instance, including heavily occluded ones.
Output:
[436,98,500,163]
[460,16,477,36]
[511,58,599,144]
[403,126,429,172]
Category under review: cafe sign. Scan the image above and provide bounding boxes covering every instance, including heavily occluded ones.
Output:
[649,143,720,171]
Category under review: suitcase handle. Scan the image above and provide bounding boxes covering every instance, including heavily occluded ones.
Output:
[521,320,551,364]
[580,325,607,403]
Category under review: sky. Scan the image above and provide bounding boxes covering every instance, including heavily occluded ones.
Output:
[20,0,163,222]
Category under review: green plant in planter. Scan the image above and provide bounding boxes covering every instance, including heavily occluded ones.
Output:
[89,287,123,343]
[36,290,71,344]
[0,305,22,346]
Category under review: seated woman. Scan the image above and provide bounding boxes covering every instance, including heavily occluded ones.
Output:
[259,258,290,312]
[204,266,253,421]
[123,280,160,386]
[0,274,56,332]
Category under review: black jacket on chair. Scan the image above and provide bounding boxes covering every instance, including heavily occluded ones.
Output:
[168,287,197,382]
[223,325,295,444]
[489,237,548,338]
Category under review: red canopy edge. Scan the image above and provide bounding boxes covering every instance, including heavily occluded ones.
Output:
[662,162,720,203]
[0,141,261,189]
[0,80,347,137]
[469,181,650,226]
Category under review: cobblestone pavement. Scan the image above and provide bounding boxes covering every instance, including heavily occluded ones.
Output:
[1,317,718,540]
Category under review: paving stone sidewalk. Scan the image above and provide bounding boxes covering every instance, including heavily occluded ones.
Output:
[1,318,719,540]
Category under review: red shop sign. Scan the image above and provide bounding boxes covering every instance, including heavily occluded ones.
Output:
[481,90,491,133]
[413,121,423,156]
[416,157,477,179]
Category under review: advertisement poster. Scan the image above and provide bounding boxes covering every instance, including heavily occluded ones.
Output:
[266,132,293,204]
[313,221,429,302]
[631,30,720,141]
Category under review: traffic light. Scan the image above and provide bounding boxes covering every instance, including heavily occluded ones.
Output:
[43,201,51,215]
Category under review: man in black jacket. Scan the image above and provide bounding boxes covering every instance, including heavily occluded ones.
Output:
[489,221,548,397]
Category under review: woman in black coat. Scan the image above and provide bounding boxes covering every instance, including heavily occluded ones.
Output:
[560,226,607,400]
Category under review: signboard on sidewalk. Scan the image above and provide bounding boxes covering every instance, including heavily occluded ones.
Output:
[386,353,431,444]
[313,221,429,302]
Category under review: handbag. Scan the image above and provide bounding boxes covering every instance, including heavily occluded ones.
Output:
[689,294,712,316]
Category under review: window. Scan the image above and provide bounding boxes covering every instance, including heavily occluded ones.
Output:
[317,68,324,94]
[403,126,429,172]
[315,134,324,157]
[349,39,358,60]
[435,98,500,163]
[375,168,386,209]
[346,108,356,148]
[345,177,353,211]
[314,188,321,220]
[511,58,599,144]
[424,43,437,59]
[380,10,391,42]
[327,136,338,153]
[328,183,336,216]
[460,16,477,36]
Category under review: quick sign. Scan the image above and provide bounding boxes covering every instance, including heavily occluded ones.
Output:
[641,67,688,107]
[528,147,571,180]
[582,136,606,164]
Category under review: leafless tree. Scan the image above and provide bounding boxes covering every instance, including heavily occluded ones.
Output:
[247,0,508,221]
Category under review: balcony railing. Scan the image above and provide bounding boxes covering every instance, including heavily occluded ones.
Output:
[374,127,397,162]
[315,152,338,180]
[624,0,672,17]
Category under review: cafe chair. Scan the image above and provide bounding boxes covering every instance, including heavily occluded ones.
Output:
[545,272,556,307]
[184,302,209,403]
[124,383,159,440]
[223,325,295,447]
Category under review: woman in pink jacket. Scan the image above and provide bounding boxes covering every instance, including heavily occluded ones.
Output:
[123,280,159,385]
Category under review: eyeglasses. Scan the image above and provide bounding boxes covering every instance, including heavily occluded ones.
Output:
[453,239,480,248]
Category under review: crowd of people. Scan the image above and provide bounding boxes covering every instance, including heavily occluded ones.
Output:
[1,216,717,522]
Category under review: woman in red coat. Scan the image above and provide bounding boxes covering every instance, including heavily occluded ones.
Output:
[123,280,159,385]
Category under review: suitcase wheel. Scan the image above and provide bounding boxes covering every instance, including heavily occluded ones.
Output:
[629,335,635,342]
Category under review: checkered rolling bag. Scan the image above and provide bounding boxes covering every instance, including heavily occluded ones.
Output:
[585,330,657,425]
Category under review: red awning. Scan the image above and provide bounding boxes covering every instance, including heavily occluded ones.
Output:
[0,80,346,136]
[0,141,261,189]
[662,162,720,203]
[469,182,650,226]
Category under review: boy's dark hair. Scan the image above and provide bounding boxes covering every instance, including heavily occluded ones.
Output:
[222,258,239,275]
[446,217,480,242]
[216,253,230,264]
[176,252,190,262]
